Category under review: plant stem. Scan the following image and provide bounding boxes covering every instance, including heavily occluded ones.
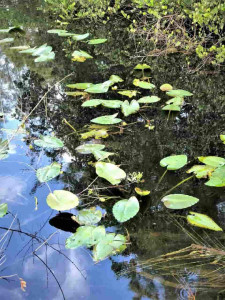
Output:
[162,175,195,197]
[155,169,168,190]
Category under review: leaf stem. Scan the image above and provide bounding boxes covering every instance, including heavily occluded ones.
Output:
[162,175,195,197]
[155,169,168,190]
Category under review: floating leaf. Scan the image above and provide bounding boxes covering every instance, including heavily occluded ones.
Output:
[187,165,215,178]
[74,207,102,225]
[72,50,93,62]
[113,196,139,222]
[47,190,79,211]
[160,155,187,170]
[162,104,181,111]
[66,83,92,89]
[96,162,126,185]
[118,90,138,98]
[0,38,14,44]
[187,212,223,231]
[87,38,107,45]
[121,100,140,117]
[198,156,225,168]
[161,194,199,209]
[133,79,155,89]
[93,150,114,161]
[85,81,111,93]
[36,162,61,183]
[72,33,89,41]
[66,91,88,97]
[166,97,184,106]
[166,89,193,97]
[10,45,30,51]
[135,187,150,196]
[66,226,106,249]
[32,44,51,56]
[34,135,64,149]
[109,75,123,85]
[82,99,102,107]
[205,165,225,187]
[220,135,225,144]
[0,203,8,218]
[34,51,55,62]
[134,64,151,70]
[76,143,105,154]
[47,29,68,34]
[91,113,122,125]
[81,129,108,140]
[93,233,126,262]
[160,84,173,91]
[19,47,37,54]
[138,96,160,104]
[101,100,123,108]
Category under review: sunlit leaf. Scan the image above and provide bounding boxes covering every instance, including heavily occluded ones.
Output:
[72,50,93,62]
[66,83,92,89]
[74,207,102,225]
[95,162,126,185]
[198,156,225,168]
[34,51,55,62]
[118,90,138,98]
[160,155,187,170]
[166,97,184,106]
[133,79,155,89]
[87,38,107,45]
[19,47,37,54]
[93,150,114,161]
[81,129,109,140]
[47,29,68,34]
[93,233,126,261]
[138,96,160,104]
[134,64,151,70]
[76,143,105,154]
[160,83,173,91]
[36,162,61,183]
[101,100,123,108]
[91,113,122,125]
[0,139,9,160]
[166,89,193,97]
[66,91,88,97]
[0,203,8,218]
[113,196,139,222]
[34,135,64,149]
[47,190,79,211]
[187,212,223,231]
[187,165,215,178]
[162,104,181,111]
[109,75,123,85]
[66,225,106,249]
[10,46,30,51]
[161,194,199,209]
[85,81,111,93]
[205,165,225,187]
[0,38,14,44]
[82,99,102,107]
[135,187,150,196]
[121,100,140,116]
[72,33,89,41]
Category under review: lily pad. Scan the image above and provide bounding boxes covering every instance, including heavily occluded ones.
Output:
[113,196,139,222]
[87,39,107,45]
[205,165,225,187]
[0,203,8,218]
[121,100,140,117]
[93,150,114,161]
[166,89,193,97]
[118,90,138,98]
[162,104,181,111]
[74,207,102,225]
[95,162,126,185]
[133,79,155,89]
[138,96,160,104]
[187,165,215,179]
[134,64,151,70]
[75,143,105,154]
[67,83,93,89]
[160,84,173,91]
[101,100,123,109]
[160,155,187,170]
[72,33,89,41]
[93,233,126,262]
[187,212,223,231]
[85,81,111,93]
[109,75,123,85]
[72,50,93,62]
[81,129,108,140]
[91,113,122,125]
[161,194,199,209]
[166,97,184,106]
[34,135,64,149]
[135,187,150,196]
[66,225,106,249]
[198,156,225,168]
[47,190,79,211]
[36,162,61,183]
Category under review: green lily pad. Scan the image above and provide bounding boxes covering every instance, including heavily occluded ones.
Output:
[134,64,151,70]
[95,162,126,185]
[34,135,64,149]
[36,162,61,183]
[46,190,79,211]
[187,165,215,178]
[75,143,105,154]
[198,156,225,168]
[34,51,55,62]
[161,194,199,209]
[0,203,8,218]
[118,90,138,98]
[74,207,102,225]
[113,196,139,222]
[72,33,89,41]
[87,38,107,45]
[93,150,114,161]
[109,75,123,85]
[166,89,193,97]
[93,233,126,262]
[101,100,123,108]
[162,104,181,111]
[133,79,155,89]
[160,83,173,91]
[91,113,122,125]
[166,97,184,106]
[67,83,93,89]
[187,212,223,231]
[138,96,161,104]
[81,129,108,140]
[205,165,225,187]
[19,47,37,54]
[66,225,106,249]
[47,29,68,34]
[121,100,140,116]
[85,81,111,93]
[72,50,93,62]
[160,155,187,170]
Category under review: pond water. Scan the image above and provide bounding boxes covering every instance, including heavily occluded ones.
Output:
[1,1,225,299]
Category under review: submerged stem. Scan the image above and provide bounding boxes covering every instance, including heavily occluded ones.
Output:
[162,175,195,197]
[155,169,168,190]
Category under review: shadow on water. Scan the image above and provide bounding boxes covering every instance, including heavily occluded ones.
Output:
[0,0,225,299]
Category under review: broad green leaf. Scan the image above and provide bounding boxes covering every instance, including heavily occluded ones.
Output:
[198,156,225,168]
[133,79,155,89]
[47,29,68,34]
[161,194,199,209]
[0,203,8,218]
[166,89,193,97]
[10,46,30,51]
[72,50,93,62]
[19,47,37,54]
[135,187,150,196]
[205,165,225,187]
[0,139,9,160]
[72,33,89,41]
[32,44,51,56]
[66,91,88,97]
[74,207,102,225]
[34,135,64,149]
[36,162,61,183]
[118,90,138,98]
[113,196,139,222]
[58,32,76,37]
[76,143,105,154]
[66,83,92,89]
[187,212,223,231]
[160,155,187,170]
[134,64,151,70]
[0,38,14,44]
[109,75,123,85]
[66,226,106,249]
[81,129,108,140]
[47,190,79,211]
[87,38,107,44]
[162,104,181,111]
[187,165,215,179]
[138,96,160,104]
[166,97,184,106]
[85,81,111,93]
[160,83,173,91]
[34,51,55,62]
[121,100,140,117]
[93,233,126,261]
[82,99,102,107]
[91,113,122,125]
[101,100,123,108]
[93,150,114,161]
[96,162,126,185]
[220,135,225,144]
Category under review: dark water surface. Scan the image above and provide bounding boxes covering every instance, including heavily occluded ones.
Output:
[1,1,225,299]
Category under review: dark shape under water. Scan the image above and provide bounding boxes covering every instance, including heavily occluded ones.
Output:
[49,212,79,233]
